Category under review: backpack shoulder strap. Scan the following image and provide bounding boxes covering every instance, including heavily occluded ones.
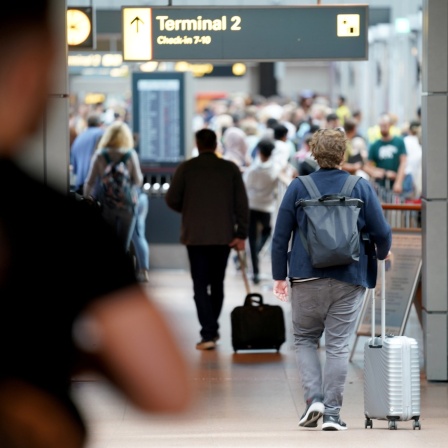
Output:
[340,175,361,196]
[121,150,133,163]
[101,149,111,164]
[298,175,321,198]
[296,176,321,256]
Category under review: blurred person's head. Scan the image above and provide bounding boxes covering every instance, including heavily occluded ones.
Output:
[310,128,347,169]
[378,114,392,138]
[408,121,422,143]
[256,138,275,161]
[352,110,362,123]
[388,112,398,126]
[222,126,247,150]
[211,113,234,139]
[266,118,279,129]
[0,0,56,156]
[325,113,340,129]
[240,118,259,137]
[273,124,289,141]
[303,132,314,149]
[243,105,259,120]
[196,128,217,153]
[309,103,328,127]
[222,126,248,165]
[409,121,421,135]
[97,121,134,150]
[292,107,306,126]
[299,90,314,110]
[343,118,358,137]
[86,113,103,128]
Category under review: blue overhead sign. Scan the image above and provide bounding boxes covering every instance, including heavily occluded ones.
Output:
[122,5,368,62]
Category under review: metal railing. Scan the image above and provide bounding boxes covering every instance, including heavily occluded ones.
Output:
[382,203,422,230]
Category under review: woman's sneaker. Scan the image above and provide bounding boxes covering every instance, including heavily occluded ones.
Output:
[136,269,150,283]
[322,415,347,431]
[298,398,324,427]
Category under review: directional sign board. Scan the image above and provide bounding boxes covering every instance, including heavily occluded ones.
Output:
[122,5,368,62]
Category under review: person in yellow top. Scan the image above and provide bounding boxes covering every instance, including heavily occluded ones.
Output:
[335,95,351,126]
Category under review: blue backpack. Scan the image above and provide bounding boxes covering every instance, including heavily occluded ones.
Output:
[100,149,137,212]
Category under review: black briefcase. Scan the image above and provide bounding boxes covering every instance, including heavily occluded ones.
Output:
[231,292,286,353]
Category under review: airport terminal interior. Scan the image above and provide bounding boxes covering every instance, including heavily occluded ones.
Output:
[72,254,448,448]
[60,1,448,446]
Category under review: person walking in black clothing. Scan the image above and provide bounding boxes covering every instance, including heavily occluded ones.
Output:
[166,129,249,350]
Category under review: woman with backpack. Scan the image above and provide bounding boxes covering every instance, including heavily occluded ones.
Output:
[84,121,143,252]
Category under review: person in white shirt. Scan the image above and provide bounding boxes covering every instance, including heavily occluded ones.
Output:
[243,139,281,284]
[272,124,293,171]
[403,121,422,198]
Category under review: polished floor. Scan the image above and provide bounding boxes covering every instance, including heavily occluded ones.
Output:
[72,253,448,448]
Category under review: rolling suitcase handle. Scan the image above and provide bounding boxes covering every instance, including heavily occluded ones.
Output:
[237,250,251,296]
[380,258,386,341]
[236,251,265,306]
[370,259,386,347]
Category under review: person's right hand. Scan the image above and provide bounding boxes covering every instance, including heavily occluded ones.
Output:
[384,251,394,271]
[392,180,403,194]
[273,280,289,302]
[229,238,246,251]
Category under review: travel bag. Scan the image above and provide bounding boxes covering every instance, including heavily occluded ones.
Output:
[295,174,363,268]
[230,251,286,353]
[363,260,421,430]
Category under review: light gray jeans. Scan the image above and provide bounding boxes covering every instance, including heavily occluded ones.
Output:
[290,278,365,416]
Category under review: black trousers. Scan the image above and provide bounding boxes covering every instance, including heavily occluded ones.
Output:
[248,209,272,276]
[187,245,231,341]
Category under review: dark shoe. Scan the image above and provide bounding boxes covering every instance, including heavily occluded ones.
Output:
[195,339,216,350]
[322,414,347,431]
[298,398,324,428]
[253,274,260,285]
